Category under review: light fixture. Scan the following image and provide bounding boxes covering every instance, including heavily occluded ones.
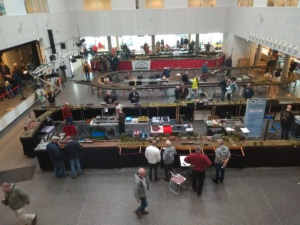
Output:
[282,42,287,50]
[293,45,298,54]
[273,40,278,48]
[287,44,293,52]
[277,41,282,49]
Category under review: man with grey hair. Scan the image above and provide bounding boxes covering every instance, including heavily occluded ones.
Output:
[212,139,231,184]
[184,145,212,196]
[104,91,116,104]
[116,106,125,134]
[134,168,149,218]
[145,140,161,182]
[1,182,37,225]
[128,87,139,103]
[162,140,177,181]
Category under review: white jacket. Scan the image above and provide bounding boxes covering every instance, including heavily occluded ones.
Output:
[145,145,161,164]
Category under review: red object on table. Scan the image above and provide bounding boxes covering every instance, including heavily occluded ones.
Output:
[163,126,172,133]
[63,125,77,136]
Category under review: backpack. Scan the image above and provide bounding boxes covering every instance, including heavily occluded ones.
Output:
[84,65,89,73]
[280,111,290,122]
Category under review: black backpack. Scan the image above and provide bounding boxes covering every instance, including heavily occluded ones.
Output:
[280,111,290,122]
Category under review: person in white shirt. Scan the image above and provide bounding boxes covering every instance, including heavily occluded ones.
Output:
[145,140,161,182]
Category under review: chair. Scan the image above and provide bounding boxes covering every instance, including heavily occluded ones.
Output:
[169,171,186,194]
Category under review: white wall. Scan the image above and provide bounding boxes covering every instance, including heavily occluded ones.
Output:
[66,0,84,11]
[253,0,267,7]
[3,0,27,15]
[164,0,188,8]
[47,0,68,12]
[216,0,237,7]
[111,0,136,10]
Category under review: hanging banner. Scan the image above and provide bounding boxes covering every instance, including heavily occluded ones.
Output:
[132,60,151,70]
[244,98,267,138]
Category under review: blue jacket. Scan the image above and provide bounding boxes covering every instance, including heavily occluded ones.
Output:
[46,142,64,162]
[64,140,82,160]
[201,64,208,74]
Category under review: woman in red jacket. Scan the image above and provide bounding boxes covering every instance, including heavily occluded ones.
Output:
[62,103,73,125]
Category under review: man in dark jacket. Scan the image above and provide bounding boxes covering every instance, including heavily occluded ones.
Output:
[64,136,83,179]
[1,182,37,225]
[162,67,170,78]
[128,88,139,103]
[244,83,254,100]
[219,78,227,101]
[104,91,116,104]
[46,136,68,178]
[280,105,295,140]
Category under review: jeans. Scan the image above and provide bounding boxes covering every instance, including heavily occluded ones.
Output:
[281,126,291,139]
[85,72,90,82]
[191,170,205,195]
[214,163,225,182]
[52,160,66,178]
[221,90,226,101]
[5,86,15,97]
[148,162,159,181]
[227,93,231,102]
[136,196,148,214]
[66,117,74,125]
[69,158,82,177]
[164,163,173,181]
[14,207,36,225]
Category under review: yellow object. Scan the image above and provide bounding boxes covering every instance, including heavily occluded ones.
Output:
[191,77,198,90]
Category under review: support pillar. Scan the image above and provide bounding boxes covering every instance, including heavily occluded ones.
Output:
[151,35,155,54]
[282,54,291,81]
[107,36,112,53]
[188,34,191,42]
[195,34,199,55]
[255,44,262,65]
[115,36,119,50]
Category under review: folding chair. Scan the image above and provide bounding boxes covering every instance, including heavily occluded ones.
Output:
[169,171,186,194]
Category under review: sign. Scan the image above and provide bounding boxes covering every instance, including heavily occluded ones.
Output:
[132,60,151,70]
[244,98,267,138]
[35,89,46,104]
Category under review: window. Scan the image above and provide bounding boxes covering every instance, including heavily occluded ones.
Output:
[145,0,164,9]
[25,0,48,14]
[83,0,111,11]
[268,0,298,6]
[237,0,253,7]
[189,0,216,8]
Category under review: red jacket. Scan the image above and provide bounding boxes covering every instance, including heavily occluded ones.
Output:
[184,153,212,171]
[62,105,72,119]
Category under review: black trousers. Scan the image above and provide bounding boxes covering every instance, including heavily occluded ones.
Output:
[191,170,205,195]
[164,163,173,181]
[118,122,125,134]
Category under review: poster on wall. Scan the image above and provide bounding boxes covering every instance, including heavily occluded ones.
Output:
[0,0,6,16]
[132,60,151,70]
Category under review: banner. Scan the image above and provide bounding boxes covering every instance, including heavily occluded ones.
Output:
[35,89,47,104]
[244,98,267,138]
[131,60,151,70]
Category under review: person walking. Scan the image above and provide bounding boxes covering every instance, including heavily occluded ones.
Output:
[280,105,295,140]
[184,146,212,196]
[212,139,231,184]
[46,136,68,179]
[145,140,161,182]
[64,136,84,179]
[162,140,177,182]
[82,62,91,82]
[1,182,37,225]
[134,168,149,218]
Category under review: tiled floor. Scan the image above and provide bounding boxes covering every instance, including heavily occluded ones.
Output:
[1,67,300,224]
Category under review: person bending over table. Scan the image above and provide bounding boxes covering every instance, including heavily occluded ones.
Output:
[128,88,140,103]
[179,83,189,100]
[104,91,116,104]
[116,106,126,134]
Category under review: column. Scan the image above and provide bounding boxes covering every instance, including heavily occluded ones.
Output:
[282,54,291,80]
[115,36,119,50]
[255,44,262,65]
[195,34,199,55]
[151,35,155,53]
[107,36,112,53]
[188,34,191,42]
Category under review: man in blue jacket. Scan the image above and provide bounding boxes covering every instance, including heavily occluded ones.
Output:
[46,136,68,179]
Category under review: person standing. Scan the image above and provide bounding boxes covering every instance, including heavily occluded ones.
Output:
[162,140,177,182]
[82,62,91,82]
[64,136,84,179]
[201,62,209,75]
[145,140,161,182]
[184,146,212,196]
[244,83,254,100]
[212,139,231,184]
[179,83,189,100]
[162,67,170,78]
[1,182,37,225]
[116,105,126,134]
[226,79,233,102]
[219,77,227,101]
[174,86,180,103]
[134,168,149,218]
[104,91,116,104]
[62,102,73,125]
[181,71,189,84]
[128,88,140,103]
[45,88,56,106]
[280,105,295,140]
[46,136,68,179]
[225,56,232,67]
[205,42,211,52]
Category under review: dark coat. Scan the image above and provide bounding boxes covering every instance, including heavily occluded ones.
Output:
[244,87,254,99]
[46,142,64,162]
[128,91,139,103]
[64,140,82,160]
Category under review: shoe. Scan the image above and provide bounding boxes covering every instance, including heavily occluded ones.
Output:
[155,177,161,182]
[212,178,218,184]
[62,174,69,178]
[163,177,169,182]
[32,214,37,225]
[134,211,142,218]
[71,176,77,179]
[141,211,149,215]
[78,171,84,176]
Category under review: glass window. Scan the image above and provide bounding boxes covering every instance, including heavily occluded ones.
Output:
[145,0,164,9]
[84,0,98,11]
[25,0,35,14]
[237,0,253,7]
[189,0,201,7]
[24,0,48,14]
[98,0,111,10]
[189,0,216,8]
